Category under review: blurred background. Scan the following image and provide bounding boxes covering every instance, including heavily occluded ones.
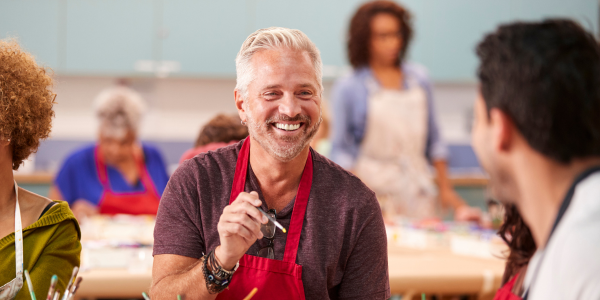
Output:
[3,1,597,183]
[2,1,598,298]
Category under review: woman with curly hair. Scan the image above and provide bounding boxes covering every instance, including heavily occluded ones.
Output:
[0,40,81,300]
[48,86,169,218]
[330,0,481,221]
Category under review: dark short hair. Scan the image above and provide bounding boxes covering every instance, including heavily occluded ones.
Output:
[195,114,248,147]
[347,0,413,69]
[476,19,600,163]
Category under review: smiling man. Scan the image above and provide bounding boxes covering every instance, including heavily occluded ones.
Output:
[150,28,390,300]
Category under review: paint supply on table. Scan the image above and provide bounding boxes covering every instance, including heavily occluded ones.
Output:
[45,275,58,300]
[67,277,83,300]
[243,288,258,300]
[24,270,37,300]
[61,267,79,300]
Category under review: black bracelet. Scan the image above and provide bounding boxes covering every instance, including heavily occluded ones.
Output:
[201,249,237,294]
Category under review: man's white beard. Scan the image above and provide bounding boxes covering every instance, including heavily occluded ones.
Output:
[245,107,321,162]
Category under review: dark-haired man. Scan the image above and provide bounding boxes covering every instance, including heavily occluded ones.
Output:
[472,19,600,299]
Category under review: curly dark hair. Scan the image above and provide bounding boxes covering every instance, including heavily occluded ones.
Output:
[0,39,56,170]
[347,0,413,68]
[195,114,248,147]
[498,204,536,285]
[476,19,600,163]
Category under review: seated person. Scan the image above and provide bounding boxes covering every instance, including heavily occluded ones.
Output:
[151,27,390,299]
[48,86,169,218]
[179,114,248,163]
[0,39,81,300]
[472,20,600,299]
[493,204,536,300]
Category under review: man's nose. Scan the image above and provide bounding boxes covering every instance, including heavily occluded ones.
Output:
[279,93,302,118]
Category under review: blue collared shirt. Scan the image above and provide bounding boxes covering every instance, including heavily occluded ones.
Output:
[330,63,448,170]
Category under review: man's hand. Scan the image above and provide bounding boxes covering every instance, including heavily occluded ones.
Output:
[215,191,268,270]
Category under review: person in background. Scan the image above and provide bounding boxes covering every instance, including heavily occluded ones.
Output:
[179,114,248,164]
[493,204,536,300]
[48,86,169,219]
[472,20,600,299]
[0,39,81,300]
[309,101,331,157]
[330,0,481,221]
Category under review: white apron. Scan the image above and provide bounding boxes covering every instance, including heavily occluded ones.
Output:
[355,78,437,219]
[0,182,24,300]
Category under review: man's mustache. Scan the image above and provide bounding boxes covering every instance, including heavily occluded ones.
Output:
[265,114,311,125]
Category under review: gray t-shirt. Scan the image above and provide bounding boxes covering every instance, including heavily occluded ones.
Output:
[153,140,390,299]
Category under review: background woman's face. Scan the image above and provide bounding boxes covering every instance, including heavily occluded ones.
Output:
[99,130,136,165]
[369,13,403,66]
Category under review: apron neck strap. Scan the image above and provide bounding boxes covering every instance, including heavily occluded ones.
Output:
[14,180,24,278]
[229,138,313,264]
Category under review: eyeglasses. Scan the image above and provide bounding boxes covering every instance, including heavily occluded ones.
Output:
[258,209,276,259]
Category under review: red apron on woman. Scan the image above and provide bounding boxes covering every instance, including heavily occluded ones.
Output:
[493,273,523,300]
[95,146,161,215]
[216,138,311,300]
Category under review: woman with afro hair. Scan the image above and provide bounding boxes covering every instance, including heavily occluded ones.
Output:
[0,40,81,300]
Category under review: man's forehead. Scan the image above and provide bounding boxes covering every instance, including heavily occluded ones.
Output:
[250,48,319,88]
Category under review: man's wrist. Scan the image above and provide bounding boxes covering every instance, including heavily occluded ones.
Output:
[214,246,239,271]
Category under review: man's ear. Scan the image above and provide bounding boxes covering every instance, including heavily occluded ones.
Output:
[234,89,246,122]
[489,108,515,153]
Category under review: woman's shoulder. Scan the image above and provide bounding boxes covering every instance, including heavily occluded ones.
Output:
[34,200,81,239]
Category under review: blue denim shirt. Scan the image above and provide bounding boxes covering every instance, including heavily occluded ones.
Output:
[330,63,448,169]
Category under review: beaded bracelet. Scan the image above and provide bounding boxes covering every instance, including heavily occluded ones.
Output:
[202,249,238,294]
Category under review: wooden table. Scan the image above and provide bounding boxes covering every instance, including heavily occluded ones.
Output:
[75,245,504,299]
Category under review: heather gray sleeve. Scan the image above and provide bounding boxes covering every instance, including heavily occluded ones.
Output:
[153,161,204,259]
[338,194,390,299]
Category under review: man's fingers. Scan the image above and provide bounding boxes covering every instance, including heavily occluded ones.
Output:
[233,192,263,208]
[228,213,263,239]
[221,221,261,241]
[229,201,268,224]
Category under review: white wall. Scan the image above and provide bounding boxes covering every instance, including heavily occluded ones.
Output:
[50,75,476,144]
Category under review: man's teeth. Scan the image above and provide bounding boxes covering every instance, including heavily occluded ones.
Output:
[275,123,301,131]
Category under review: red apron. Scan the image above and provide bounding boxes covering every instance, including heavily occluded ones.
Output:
[95,146,161,215]
[217,138,311,300]
[493,273,522,300]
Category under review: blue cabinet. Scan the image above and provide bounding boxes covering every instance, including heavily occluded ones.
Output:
[1,0,597,80]
[63,0,155,74]
[161,0,250,76]
[0,0,62,69]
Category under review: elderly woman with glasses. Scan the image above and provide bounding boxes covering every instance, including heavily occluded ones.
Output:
[0,39,81,300]
[48,86,169,219]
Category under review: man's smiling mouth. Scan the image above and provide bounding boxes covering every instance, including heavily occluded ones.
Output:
[273,123,302,131]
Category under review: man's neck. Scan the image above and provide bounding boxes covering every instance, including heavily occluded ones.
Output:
[248,137,309,211]
[514,152,600,249]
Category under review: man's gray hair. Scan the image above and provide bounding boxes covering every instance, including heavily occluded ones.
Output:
[235,27,323,97]
[94,86,146,139]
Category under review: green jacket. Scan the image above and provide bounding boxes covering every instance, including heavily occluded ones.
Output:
[0,200,81,300]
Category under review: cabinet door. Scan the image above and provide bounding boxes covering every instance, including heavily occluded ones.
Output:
[252,0,364,74]
[64,0,155,74]
[161,0,250,76]
[0,0,62,69]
